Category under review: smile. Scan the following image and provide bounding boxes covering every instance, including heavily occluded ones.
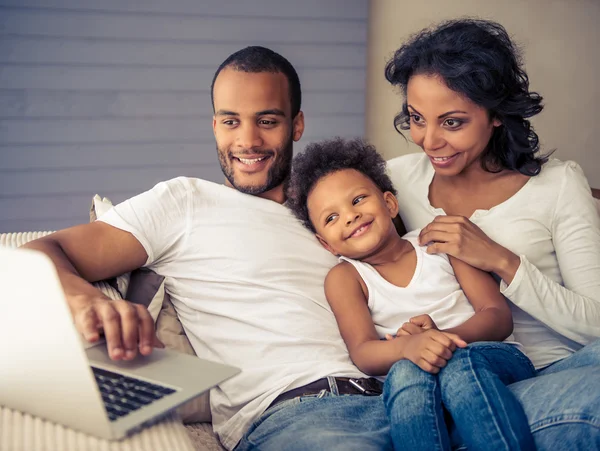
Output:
[429,153,459,167]
[347,221,373,239]
[236,156,269,165]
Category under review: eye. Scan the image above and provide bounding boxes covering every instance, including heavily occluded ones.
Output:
[325,214,338,225]
[443,118,464,129]
[222,119,238,127]
[352,195,366,205]
[409,114,424,126]
[258,119,278,127]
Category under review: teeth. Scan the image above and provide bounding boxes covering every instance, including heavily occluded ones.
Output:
[238,157,267,165]
[433,156,453,161]
[352,225,366,236]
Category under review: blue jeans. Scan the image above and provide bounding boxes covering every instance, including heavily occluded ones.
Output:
[235,383,393,451]
[383,342,536,451]
[235,339,600,451]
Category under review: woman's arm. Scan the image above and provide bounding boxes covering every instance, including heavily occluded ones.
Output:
[499,163,600,344]
[445,256,513,343]
[325,262,461,375]
[420,163,600,345]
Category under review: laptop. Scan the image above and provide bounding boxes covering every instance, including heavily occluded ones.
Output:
[0,246,240,440]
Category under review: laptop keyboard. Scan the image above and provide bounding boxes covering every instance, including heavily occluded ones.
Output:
[92,367,176,421]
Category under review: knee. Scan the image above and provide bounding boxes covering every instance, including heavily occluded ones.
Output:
[386,359,426,385]
[383,360,431,399]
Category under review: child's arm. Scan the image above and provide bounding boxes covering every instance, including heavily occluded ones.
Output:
[445,256,513,342]
[325,262,464,375]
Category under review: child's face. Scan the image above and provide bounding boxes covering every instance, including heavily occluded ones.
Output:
[307,169,399,259]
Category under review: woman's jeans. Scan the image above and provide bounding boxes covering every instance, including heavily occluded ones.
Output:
[235,339,600,451]
[383,342,536,451]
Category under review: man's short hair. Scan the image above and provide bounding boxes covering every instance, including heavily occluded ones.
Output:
[210,46,302,118]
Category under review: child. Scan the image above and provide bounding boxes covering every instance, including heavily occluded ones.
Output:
[287,138,536,451]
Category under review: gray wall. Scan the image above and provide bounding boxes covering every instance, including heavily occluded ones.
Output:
[0,0,368,232]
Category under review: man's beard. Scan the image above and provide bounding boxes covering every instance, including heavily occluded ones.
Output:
[217,135,293,195]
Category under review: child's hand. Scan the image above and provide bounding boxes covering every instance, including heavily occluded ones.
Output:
[403,330,467,374]
[385,314,438,340]
[409,314,438,330]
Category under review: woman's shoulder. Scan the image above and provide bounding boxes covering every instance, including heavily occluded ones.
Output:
[533,158,588,189]
[387,152,430,185]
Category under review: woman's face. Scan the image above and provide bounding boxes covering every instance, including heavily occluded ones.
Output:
[406,74,500,177]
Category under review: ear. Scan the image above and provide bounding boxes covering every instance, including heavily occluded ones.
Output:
[383,191,399,218]
[316,234,337,256]
[212,116,217,137]
[292,111,305,142]
[492,117,502,127]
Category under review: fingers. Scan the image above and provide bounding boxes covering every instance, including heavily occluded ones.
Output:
[409,314,436,329]
[75,304,102,342]
[431,215,469,224]
[442,332,467,348]
[400,322,424,335]
[419,218,466,245]
[75,298,156,361]
[419,230,458,248]
[416,359,442,374]
[135,304,157,356]
[420,349,450,371]
[96,301,126,360]
[117,300,141,360]
[427,330,458,352]
[424,242,452,256]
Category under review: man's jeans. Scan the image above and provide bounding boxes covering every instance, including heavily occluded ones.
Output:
[235,339,600,451]
[383,342,536,451]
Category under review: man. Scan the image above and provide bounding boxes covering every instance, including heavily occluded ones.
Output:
[24,47,391,451]
[25,47,600,451]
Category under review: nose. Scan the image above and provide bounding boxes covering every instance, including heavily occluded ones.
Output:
[422,125,445,152]
[236,123,263,150]
[345,209,361,226]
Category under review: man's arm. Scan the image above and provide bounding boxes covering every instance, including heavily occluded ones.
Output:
[445,256,513,342]
[23,221,155,360]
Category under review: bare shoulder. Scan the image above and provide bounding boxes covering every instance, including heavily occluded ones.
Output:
[325,261,360,286]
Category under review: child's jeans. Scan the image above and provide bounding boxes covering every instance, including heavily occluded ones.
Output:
[383,341,536,451]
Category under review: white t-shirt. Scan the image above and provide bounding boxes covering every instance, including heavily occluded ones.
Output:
[100,177,365,450]
[387,153,600,369]
[340,231,476,337]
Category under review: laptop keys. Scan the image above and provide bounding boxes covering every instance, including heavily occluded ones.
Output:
[92,367,176,421]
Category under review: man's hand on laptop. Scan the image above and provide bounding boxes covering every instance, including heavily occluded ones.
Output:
[73,295,163,360]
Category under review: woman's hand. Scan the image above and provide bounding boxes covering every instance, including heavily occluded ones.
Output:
[419,215,521,283]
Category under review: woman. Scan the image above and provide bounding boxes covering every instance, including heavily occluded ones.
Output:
[384,19,600,450]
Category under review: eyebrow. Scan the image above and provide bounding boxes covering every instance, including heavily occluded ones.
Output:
[407,105,468,119]
[215,109,287,117]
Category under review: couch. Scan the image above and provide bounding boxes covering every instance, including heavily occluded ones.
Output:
[2,190,600,451]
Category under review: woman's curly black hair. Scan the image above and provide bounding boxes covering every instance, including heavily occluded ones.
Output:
[385,18,548,176]
[287,137,396,232]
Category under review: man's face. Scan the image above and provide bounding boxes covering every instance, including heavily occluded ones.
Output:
[212,69,304,202]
